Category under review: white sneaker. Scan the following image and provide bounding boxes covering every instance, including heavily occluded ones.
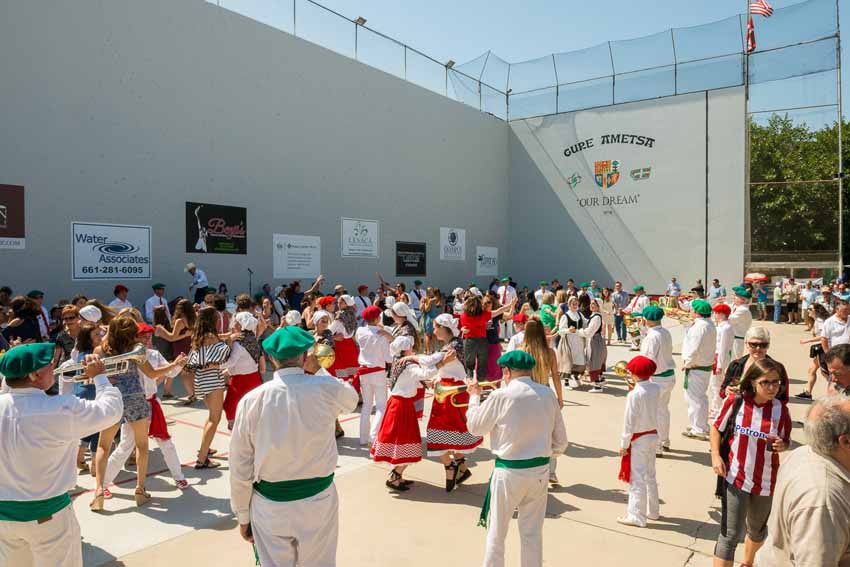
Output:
[616,516,646,528]
[569,378,580,389]
[549,473,559,484]
[589,386,604,393]
[647,513,660,521]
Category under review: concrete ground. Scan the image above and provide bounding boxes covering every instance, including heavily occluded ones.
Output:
[35,321,822,566]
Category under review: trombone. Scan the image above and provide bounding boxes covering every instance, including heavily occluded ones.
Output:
[433,380,501,408]
[54,343,147,382]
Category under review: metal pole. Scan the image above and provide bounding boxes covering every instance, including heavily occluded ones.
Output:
[743,6,752,274]
[671,28,678,95]
[506,64,512,120]
[404,46,407,80]
[608,41,615,104]
[837,0,844,276]
[293,0,297,35]
[355,23,358,59]
[445,66,448,97]
[552,54,559,113]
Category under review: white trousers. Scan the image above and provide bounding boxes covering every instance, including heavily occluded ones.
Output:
[684,369,710,435]
[104,422,185,486]
[707,372,725,421]
[650,376,675,449]
[0,505,82,567]
[359,371,388,444]
[500,320,514,341]
[484,465,548,567]
[251,484,338,567]
[732,337,745,360]
[626,434,659,525]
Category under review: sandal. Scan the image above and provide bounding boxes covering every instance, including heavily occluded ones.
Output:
[90,491,104,512]
[134,488,151,507]
[178,396,197,407]
[194,458,221,469]
[444,461,459,493]
[455,457,472,486]
[386,470,410,492]
[197,448,218,457]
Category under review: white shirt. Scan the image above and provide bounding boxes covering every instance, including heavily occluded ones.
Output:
[821,314,850,348]
[229,368,358,523]
[190,268,208,291]
[667,282,682,297]
[728,303,753,339]
[626,294,650,314]
[354,295,372,321]
[0,374,122,501]
[534,289,546,305]
[408,288,423,314]
[223,341,260,376]
[140,348,181,397]
[497,285,518,306]
[109,298,133,310]
[390,363,436,398]
[620,380,662,449]
[640,325,674,374]
[467,376,568,460]
[144,294,171,323]
[506,331,525,352]
[681,317,717,368]
[715,320,735,376]
[36,305,50,339]
[355,325,391,368]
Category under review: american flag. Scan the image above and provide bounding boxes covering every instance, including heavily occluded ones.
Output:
[750,0,774,17]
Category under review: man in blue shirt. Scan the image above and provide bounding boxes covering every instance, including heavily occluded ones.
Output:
[666,277,682,298]
[707,278,726,305]
[611,281,630,342]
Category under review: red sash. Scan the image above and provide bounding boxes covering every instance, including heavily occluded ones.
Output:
[352,366,384,396]
[617,429,658,483]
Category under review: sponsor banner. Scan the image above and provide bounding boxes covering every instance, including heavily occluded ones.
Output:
[396,241,427,276]
[0,185,25,250]
[440,227,466,261]
[185,202,247,255]
[273,234,321,279]
[72,222,151,280]
[476,246,498,277]
[341,218,379,258]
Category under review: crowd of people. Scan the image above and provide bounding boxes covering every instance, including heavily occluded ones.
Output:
[0,266,849,567]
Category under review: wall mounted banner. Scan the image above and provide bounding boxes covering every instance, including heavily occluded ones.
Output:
[341,217,379,258]
[476,246,498,276]
[273,234,321,279]
[185,202,247,254]
[439,227,466,261]
[396,241,427,276]
[72,222,151,280]
[0,185,25,249]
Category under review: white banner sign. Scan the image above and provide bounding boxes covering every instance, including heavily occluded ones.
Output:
[440,227,466,261]
[476,246,498,276]
[71,222,151,280]
[341,218,379,258]
[273,234,321,279]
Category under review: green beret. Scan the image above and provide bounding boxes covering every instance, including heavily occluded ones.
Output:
[497,350,536,370]
[633,285,645,292]
[468,282,476,288]
[152,282,166,290]
[642,305,664,321]
[538,280,548,286]
[26,290,44,298]
[414,280,423,285]
[631,311,643,317]
[579,282,589,288]
[205,286,217,294]
[0,343,54,379]
[262,326,315,360]
[732,285,752,299]
[692,299,712,317]
[501,277,510,283]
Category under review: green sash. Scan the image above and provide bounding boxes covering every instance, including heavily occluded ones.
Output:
[653,369,674,378]
[0,493,71,522]
[478,457,550,528]
[252,474,335,564]
[683,365,713,389]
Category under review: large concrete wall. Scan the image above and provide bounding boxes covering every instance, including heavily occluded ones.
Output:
[0,0,509,304]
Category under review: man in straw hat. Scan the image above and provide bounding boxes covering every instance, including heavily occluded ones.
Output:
[467,349,568,567]
[0,344,122,566]
[229,326,358,566]
[185,262,209,305]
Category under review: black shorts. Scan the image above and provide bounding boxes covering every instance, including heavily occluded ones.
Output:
[786,302,798,313]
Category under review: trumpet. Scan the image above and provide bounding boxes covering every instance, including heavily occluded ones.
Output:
[54,343,147,382]
[433,379,501,408]
[612,360,636,390]
[313,342,336,370]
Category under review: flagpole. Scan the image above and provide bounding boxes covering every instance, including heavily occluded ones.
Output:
[744,0,752,276]
[837,0,844,277]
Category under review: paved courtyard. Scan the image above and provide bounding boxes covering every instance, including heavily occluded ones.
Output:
[19,321,819,566]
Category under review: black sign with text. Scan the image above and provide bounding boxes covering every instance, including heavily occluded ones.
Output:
[396,241,426,276]
[185,201,247,255]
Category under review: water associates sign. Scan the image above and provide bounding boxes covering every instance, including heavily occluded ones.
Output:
[72,222,151,280]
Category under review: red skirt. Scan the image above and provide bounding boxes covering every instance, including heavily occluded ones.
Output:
[329,337,359,380]
[371,395,423,465]
[223,371,263,421]
[413,386,425,419]
[425,378,483,455]
[148,396,170,440]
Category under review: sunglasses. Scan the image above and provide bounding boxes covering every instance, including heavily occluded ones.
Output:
[756,380,781,389]
[62,315,79,321]
[747,342,769,349]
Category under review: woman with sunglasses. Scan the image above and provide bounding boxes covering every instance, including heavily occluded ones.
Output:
[719,327,789,404]
[710,358,791,567]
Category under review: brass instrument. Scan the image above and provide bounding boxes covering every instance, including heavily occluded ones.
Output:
[612,360,636,390]
[662,306,695,323]
[54,343,147,382]
[623,312,641,337]
[433,380,501,408]
[314,342,336,369]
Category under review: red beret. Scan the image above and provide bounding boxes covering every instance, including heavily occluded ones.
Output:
[512,312,528,323]
[627,355,657,380]
[712,303,732,316]
[358,284,369,291]
[136,322,155,335]
[114,284,128,294]
[361,306,382,320]
[317,296,335,308]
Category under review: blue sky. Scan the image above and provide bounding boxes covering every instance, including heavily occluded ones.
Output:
[227,0,844,123]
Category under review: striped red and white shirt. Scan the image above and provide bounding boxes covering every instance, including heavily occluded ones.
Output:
[714,394,791,496]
